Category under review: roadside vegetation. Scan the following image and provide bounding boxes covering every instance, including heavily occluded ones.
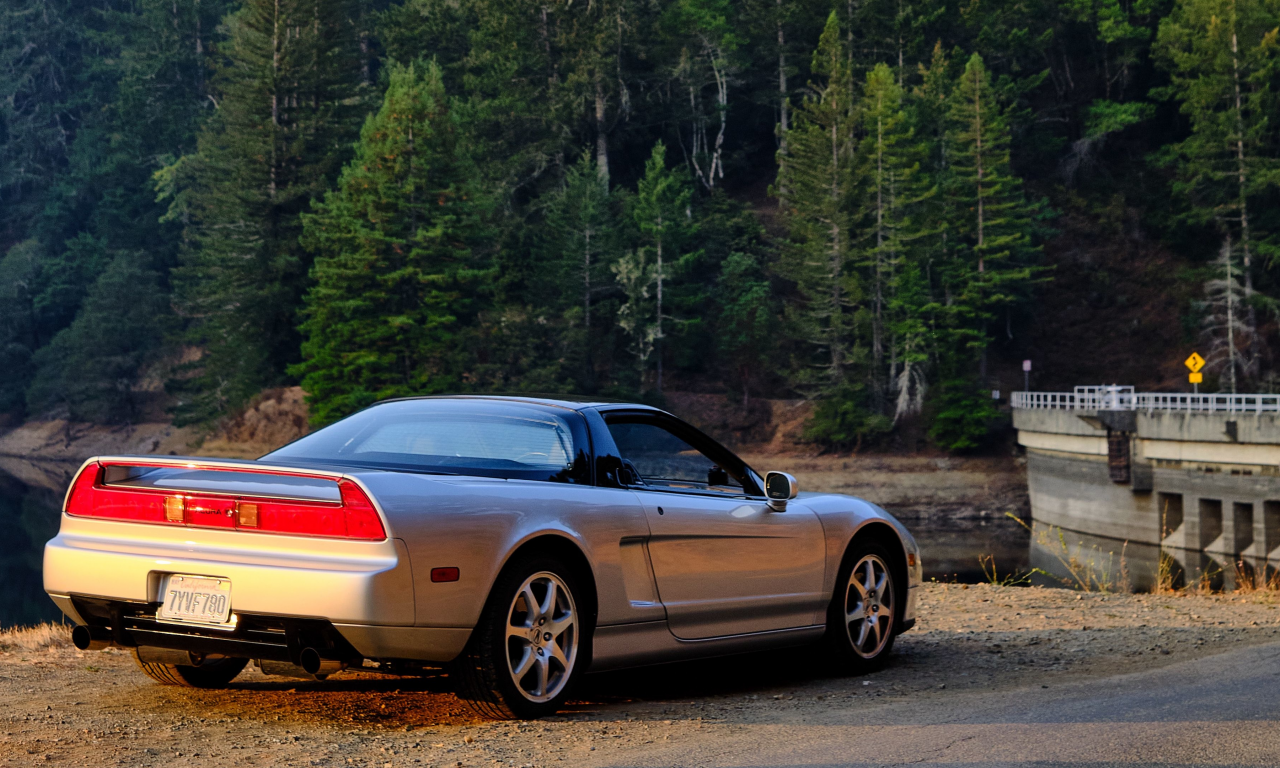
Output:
[0,623,70,654]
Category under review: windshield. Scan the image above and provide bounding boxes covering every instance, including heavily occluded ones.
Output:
[262,400,591,483]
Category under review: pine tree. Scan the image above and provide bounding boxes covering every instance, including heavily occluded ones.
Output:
[26,253,170,423]
[293,61,492,425]
[716,252,775,405]
[928,52,1041,450]
[0,242,42,413]
[854,62,930,414]
[0,0,89,243]
[664,0,742,189]
[630,141,695,394]
[540,151,621,391]
[612,250,659,388]
[774,12,860,395]
[1200,234,1253,392]
[1154,0,1280,384]
[165,0,364,423]
[943,53,1040,366]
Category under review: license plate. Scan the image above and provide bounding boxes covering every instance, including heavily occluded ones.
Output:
[157,575,232,626]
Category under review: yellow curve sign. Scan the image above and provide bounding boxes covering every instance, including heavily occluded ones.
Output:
[1185,352,1205,373]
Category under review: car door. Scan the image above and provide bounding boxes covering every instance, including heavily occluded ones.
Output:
[603,413,827,640]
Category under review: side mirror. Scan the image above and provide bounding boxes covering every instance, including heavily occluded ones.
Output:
[764,471,798,511]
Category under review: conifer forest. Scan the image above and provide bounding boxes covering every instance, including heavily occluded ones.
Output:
[3,0,1280,451]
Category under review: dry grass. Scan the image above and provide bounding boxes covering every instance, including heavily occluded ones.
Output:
[0,622,71,653]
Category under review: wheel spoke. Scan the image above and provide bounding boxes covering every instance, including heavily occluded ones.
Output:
[849,576,868,599]
[875,569,888,594]
[855,618,870,648]
[550,639,569,668]
[534,655,550,697]
[549,611,575,638]
[871,615,883,647]
[511,646,536,679]
[539,580,558,621]
[862,561,876,593]
[520,585,540,622]
[846,598,864,622]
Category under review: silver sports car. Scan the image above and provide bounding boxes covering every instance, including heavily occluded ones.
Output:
[45,396,921,719]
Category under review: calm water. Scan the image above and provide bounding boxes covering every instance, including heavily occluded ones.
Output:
[0,465,1033,629]
[0,465,69,628]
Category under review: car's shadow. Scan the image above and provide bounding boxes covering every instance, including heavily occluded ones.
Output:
[576,646,844,704]
[180,644,869,727]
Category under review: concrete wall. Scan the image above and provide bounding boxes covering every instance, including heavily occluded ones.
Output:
[1017,407,1280,555]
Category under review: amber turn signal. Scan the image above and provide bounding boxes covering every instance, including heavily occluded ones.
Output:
[431,567,460,583]
[163,496,184,522]
[907,552,917,567]
[237,502,259,528]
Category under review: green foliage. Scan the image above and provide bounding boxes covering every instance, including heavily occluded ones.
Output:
[803,382,894,450]
[26,253,170,423]
[1153,0,1280,386]
[7,0,1280,460]
[294,61,492,426]
[716,252,775,405]
[626,142,696,392]
[1085,100,1156,137]
[937,53,1043,356]
[166,0,365,424]
[532,151,623,392]
[774,12,860,395]
[927,377,1003,451]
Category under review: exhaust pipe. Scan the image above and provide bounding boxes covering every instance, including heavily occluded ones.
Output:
[255,659,321,680]
[299,647,347,679]
[135,646,202,666]
[71,625,114,651]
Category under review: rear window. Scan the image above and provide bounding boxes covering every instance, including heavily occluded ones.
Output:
[263,400,590,483]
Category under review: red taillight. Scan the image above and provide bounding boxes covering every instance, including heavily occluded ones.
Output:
[63,461,386,541]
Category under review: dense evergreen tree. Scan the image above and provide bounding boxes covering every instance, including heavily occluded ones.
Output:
[629,141,696,394]
[1154,0,1280,385]
[538,152,623,391]
[26,253,170,423]
[8,0,1280,455]
[165,0,364,423]
[716,251,775,405]
[775,13,860,395]
[854,63,930,414]
[294,62,491,425]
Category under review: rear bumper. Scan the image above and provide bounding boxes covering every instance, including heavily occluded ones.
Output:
[43,518,415,626]
[55,594,472,664]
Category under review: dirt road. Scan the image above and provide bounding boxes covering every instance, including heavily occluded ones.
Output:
[4,583,1280,767]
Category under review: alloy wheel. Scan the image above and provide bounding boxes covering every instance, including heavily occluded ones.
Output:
[844,554,895,658]
[505,571,578,703]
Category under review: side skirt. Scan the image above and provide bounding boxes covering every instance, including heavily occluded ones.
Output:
[588,621,825,673]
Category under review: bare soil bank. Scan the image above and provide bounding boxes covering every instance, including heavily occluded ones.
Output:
[0,388,309,468]
[3,583,1278,767]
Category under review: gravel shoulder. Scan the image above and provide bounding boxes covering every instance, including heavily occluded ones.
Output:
[4,583,1280,768]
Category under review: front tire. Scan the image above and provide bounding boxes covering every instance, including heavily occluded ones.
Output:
[452,555,586,719]
[824,540,899,672]
[133,651,248,688]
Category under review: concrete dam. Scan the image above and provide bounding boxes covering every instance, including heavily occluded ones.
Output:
[1013,387,1280,589]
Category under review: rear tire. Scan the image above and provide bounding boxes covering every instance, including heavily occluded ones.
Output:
[133,651,248,688]
[823,540,900,673]
[452,555,587,720]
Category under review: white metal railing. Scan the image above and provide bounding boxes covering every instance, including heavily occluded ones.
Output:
[1012,388,1280,413]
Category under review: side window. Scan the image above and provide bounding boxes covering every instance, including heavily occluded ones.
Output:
[606,420,744,494]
